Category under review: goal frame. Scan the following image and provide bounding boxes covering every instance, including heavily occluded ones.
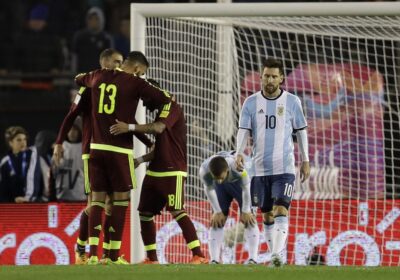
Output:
[129,2,400,263]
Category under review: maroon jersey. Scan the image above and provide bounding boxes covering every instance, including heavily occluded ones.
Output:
[148,101,187,172]
[75,68,169,152]
[55,87,91,154]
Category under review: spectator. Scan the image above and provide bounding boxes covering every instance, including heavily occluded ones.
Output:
[0,126,37,203]
[52,118,85,202]
[113,16,130,58]
[33,130,57,202]
[14,3,64,73]
[72,7,113,73]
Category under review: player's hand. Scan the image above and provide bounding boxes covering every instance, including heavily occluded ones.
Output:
[240,212,256,227]
[300,161,310,183]
[211,212,226,228]
[110,119,129,135]
[15,196,28,203]
[235,154,245,171]
[52,144,64,167]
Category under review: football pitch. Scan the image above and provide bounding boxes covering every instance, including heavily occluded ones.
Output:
[1,265,399,280]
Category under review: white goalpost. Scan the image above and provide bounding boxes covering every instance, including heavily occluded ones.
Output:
[130,2,400,266]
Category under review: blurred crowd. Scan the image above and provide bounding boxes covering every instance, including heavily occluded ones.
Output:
[0,0,395,74]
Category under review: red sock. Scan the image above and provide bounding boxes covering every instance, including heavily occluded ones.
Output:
[109,200,129,261]
[88,202,105,257]
[76,209,89,254]
[102,213,111,258]
[140,214,157,261]
[174,212,204,257]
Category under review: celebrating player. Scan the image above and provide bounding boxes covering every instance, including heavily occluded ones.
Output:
[53,49,154,265]
[235,58,310,267]
[109,80,208,264]
[75,52,171,265]
[199,151,259,264]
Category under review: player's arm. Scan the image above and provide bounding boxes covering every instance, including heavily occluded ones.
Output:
[134,145,155,167]
[293,96,310,183]
[109,119,166,136]
[53,87,89,166]
[296,128,310,182]
[232,166,256,227]
[200,167,226,228]
[235,99,252,171]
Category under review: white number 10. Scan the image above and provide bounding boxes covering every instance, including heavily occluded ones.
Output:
[284,183,293,197]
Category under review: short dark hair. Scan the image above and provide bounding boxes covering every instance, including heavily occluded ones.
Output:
[99,48,121,61]
[262,58,284,75]
[209,156,229,177]
[125,51,149,67]
[5,126,28,143]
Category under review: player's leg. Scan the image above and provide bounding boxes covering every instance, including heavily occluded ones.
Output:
[107,191,130,264]
[168,175,207,264]
[270,173,295,266]
[262,211,274,254]
[103,152,136,264]
[101,194,113,261]
[87,151,109,264]
[75,154,91,264]
[229,181,259,264]
[75,194,90,264]
[252,176,274,255]
[88,191,107,264]
[137,175,164,264]
[208,183,231,264]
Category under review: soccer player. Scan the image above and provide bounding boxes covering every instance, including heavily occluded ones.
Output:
[199,151,259,264]
[75,52,171,265]
[235,58,310,267]
[53,49,154,264]
[109,81,208,264]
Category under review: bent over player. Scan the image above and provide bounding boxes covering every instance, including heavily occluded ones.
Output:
[200,151,259,264]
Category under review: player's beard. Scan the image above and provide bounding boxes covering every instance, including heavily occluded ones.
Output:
[264,84,279,95]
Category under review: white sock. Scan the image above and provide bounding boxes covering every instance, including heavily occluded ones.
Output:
[263,222,274,253]
[271,216,288,256]
[209,227,224,262]
[244,224,260,261]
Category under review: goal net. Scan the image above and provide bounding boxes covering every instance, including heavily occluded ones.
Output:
[131,2,400,266]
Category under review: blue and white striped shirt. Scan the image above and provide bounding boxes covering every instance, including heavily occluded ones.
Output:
[239,90,307,176]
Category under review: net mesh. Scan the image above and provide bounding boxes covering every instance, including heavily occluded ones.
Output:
[140,15,400,265]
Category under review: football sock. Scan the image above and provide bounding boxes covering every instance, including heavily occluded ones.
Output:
[109,200,129,261]
[102,213,111,258]
[263,221,274,253]
[76,209,89,254]
[271,216,288,256]
[139,214,157,261]
[88,201,105,257]
[174,212,204,257]
[244,224,260,261]
[209,227,224,262]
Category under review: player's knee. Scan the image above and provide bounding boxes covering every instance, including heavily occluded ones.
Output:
[273,202,289,217]
[105,203,112,216]
[171,210,187,220]
[139,212,154,222]
[262,211,274,223]
[91,191,107,202]
[113,191,130,201]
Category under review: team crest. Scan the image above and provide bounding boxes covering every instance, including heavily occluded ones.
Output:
[277,105,284,116]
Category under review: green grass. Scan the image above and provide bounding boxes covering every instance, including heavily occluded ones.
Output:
[1,265,399,280]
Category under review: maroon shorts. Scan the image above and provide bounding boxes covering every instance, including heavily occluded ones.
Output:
[138,171,187,215]
[89,149,136,193]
